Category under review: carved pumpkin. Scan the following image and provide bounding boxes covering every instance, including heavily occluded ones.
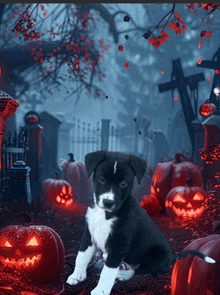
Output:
[0,213,65,282]
[199,101,216,118]
[150,153,203,210]
[42,172,74,208]
[171,234,220,295]
[58,153,92,205]
[165,179,206,220]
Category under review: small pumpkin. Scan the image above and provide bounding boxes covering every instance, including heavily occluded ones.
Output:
[199,101,216,118]
[165,178,206,220]
[150,153,203,210]
[140,194,162,216]
[0,213,65,282]
[42,172,74,208]
[59,153,92,205]
[171,234,220,295]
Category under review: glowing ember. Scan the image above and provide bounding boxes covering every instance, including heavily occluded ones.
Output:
[198,57,202,64]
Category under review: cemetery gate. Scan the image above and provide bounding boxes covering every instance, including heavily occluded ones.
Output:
[58,118,151,164]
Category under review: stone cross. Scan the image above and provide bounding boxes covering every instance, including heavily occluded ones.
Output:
[158,58,205,148]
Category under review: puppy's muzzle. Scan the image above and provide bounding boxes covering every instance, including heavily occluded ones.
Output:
[103,199,115,209]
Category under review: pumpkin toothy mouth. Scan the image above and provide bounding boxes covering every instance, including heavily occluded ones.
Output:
[0,254,42,269]
[172,206,205,219]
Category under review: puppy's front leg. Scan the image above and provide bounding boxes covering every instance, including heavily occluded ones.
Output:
[91,252,122,295]
[67,225,95,285]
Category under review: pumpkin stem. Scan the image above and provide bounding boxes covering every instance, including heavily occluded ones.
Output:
[186,177,193,187]
[174,153,184,163]
[55,172,61,179]
[67,153,75,162]
[16,212,32,226]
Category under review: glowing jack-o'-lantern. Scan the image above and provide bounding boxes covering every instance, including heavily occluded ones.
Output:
[42,172,74,208]
[0,213,65,282]
[199,101,216,118]
[148,153,203,212]
[58,153,92,205]
[171,234,220,295]
[165,179,206,220]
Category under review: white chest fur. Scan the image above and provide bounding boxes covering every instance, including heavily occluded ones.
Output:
[86,205,117,253]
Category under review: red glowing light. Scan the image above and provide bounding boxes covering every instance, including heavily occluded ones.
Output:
[198,41,203,48]
[198,57,202,64]
[215,70,219,75]
[207,77,211,82]
[118,45,124,51]
[124,62,129,68]
[161,70,165,74]
[174,96,179,101]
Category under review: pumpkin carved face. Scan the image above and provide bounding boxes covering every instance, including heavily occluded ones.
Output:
[199,102,216,118]
[43,174,74,208]
[0,223,65,282]
[165,186,206,219]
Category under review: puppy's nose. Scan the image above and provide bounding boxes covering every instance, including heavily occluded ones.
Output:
[103,199,115,209]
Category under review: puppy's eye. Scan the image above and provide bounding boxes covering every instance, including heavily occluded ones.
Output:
[120,180,128,188]
[98,176,106,184]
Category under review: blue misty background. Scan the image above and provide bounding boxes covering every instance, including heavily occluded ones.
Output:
[1,3,220,169]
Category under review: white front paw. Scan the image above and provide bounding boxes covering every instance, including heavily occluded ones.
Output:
[91,285,110,295]
[66,270,87,285]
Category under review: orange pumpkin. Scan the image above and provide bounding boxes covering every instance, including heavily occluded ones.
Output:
[165,180,206,220]
[0,213,65,282]
[42,173,74,208]
[59,153,91,205]
[199,101,216,118]
[140,194,162,216]
[150,153,203,210]
[171,234,220,295]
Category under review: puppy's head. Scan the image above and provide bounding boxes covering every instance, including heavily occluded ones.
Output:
[85,151,147,212]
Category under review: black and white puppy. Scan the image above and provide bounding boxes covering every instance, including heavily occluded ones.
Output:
[67,151,215,295]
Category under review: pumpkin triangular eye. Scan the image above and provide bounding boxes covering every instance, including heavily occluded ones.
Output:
[193,192,204,201]
[62,185,67,194]
[4,240,13,247]
[173,193,186,203]
[0,235,12,247]
[26,234,40,246]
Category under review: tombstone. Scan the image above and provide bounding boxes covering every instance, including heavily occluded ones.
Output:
[153,131,170,167]
[158,58,205,150]
[167,110,192,158]
[22,111,43,198]
[39,111,62,182]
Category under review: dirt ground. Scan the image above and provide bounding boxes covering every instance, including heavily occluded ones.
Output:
[0,189,219,295]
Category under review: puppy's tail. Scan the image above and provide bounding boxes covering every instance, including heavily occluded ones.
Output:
[172,250,215,264]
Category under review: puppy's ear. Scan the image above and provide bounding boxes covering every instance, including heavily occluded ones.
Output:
[128,155,147,185]
[85,151,106,177]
